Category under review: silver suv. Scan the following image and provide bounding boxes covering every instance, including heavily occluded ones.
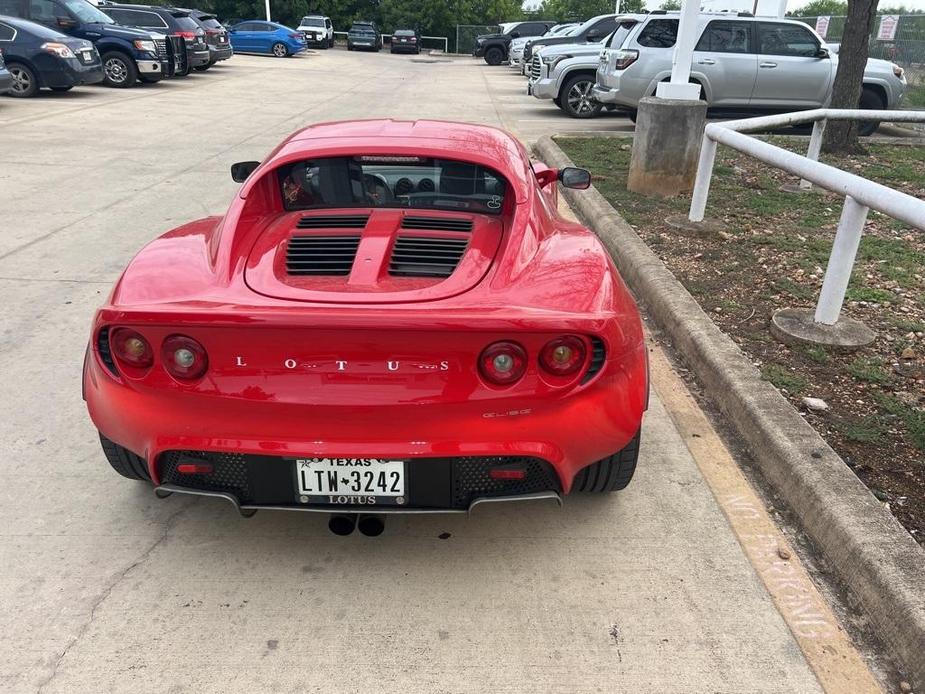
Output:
[593,12,907,132]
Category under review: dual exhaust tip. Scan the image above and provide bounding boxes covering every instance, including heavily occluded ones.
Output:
[329,514,385,537]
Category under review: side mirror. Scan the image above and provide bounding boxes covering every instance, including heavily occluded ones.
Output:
[815,47,830,59]
[231,160,259,182]
[56,16,76,28]
[559,167,591,189]
[510,31,520,38]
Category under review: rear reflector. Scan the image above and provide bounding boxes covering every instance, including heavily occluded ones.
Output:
[177,463,214,475]
[489,468,526,480]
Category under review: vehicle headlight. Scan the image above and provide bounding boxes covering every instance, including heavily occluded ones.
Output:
[41,42,76,58]
[892,63,905,80]
[547,54,572,70]
[133,39,157,53]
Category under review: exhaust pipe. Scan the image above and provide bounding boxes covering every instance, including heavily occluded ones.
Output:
[357,514,385,537]
[328,514,357,536]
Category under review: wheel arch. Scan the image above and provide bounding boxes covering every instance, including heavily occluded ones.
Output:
[861,81,887,108]
[555,66,597,98]
[5,56,44,88]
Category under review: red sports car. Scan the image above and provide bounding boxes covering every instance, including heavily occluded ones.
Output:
[83,119,648,530]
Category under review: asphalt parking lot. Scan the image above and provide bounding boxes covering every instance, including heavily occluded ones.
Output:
[0,49,886,692]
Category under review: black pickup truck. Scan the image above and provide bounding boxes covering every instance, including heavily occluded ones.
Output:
[473,20,555,65]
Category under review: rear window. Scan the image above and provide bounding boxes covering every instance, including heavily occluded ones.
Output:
[394,29,415,36]
[607,21,638,48]
[351,23,374,30]
[637,19,678,48]
[197,16,222,30]
[301,17,324,26]
[278,157,507,216]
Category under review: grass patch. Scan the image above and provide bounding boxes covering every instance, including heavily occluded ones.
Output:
[772,277,814,301]
[847,357,892,384]
[873,392,925,451]
[888,318,925,333]
[836,416,886,443]
[802,346,830,364]
[845,286,896,303]
[761,363,808,393]
[907,82,925,109]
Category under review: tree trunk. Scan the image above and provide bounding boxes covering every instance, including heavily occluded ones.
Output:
[821,0,880,154]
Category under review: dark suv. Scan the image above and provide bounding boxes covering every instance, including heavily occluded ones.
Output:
[523,14,619,63]
[473,20,556,65]
[101,4,209,73]
[0,0,170,86]
[182,8,231,69]
[347,21,380,51]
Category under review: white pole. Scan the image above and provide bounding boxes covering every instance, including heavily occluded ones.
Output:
[814,196,869,324]
[615,0,621,13]
[264,0,271,21]
[776,0,788,17]
[799,118,826,190]
[688,136,717,222]
[655,0,702,100]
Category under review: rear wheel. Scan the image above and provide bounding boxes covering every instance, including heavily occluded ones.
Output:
[484,46,503,66]
[560,74,602,119]
[7,63,39,97]
[101,52,137,87]
[99,433,151,481]
[572,431,640,493]
[272,42,288,58]
[857,86,884,136]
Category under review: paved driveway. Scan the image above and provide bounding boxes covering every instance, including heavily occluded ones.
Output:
[0,50,876,693]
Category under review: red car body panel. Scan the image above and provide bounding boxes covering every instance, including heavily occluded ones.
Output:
[83,119,647,503]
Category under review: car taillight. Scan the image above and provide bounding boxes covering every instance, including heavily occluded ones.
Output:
[489,468,526,480]
[162,335,208,380]
[290,33,302,39]
[110,328,154,369]
[478,341,527,386]
[614,49,638,70]
[409,37,416,42]
[539,336,587,377]
[175,30,198,39]
[892,64,904,79]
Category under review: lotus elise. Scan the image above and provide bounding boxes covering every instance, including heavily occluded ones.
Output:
[83,119,648,522]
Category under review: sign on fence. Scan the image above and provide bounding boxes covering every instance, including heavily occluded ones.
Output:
[815,16,830,39]
[877,15,899,41]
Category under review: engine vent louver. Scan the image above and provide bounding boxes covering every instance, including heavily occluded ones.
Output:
[401,216,473,233]
[582,337,606,384]
[286,235,361,276]
[97,326,118,376]
[296,214,369,229]
[389,236,469,278]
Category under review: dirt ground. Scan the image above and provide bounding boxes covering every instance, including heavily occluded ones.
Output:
[560,136,925,545]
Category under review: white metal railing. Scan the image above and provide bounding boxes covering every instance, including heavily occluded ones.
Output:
[688,109,925,326]
[332,31,448,53]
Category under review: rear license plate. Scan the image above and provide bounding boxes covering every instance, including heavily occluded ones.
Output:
[295,458,405,504]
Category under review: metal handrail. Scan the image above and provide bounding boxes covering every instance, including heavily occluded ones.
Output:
[688,108,925,326]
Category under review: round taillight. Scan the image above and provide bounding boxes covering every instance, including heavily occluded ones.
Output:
[110,328,153,369]
[478,341,527,385]
[162,335,208,380]
[539,336,587,377]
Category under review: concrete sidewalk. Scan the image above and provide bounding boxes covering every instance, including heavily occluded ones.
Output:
[0,51,878,692]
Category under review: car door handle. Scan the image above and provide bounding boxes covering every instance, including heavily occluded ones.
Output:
[760,61,777,68]
[697,58,715,65]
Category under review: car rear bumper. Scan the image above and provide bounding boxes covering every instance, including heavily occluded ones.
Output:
[208,45,233,62]
[390,44,419,52]
[591,84,621,105]
[0,70,14,94]
[187,48,211,67]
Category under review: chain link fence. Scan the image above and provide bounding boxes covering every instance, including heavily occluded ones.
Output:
[454,25,499,55]
[794,14,925,105]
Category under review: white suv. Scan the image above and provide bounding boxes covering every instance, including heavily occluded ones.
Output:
[592,12,907,133]
[297,15,334,48]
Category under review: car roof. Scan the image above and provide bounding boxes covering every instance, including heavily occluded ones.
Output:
[107,3,190,16]
[0,14,69,37]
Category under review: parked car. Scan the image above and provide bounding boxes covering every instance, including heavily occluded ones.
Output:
[0,0,170,87]
[0,48,13,94]
[389,28,419,54]
[509,22,577,70]
[83,119,648,526]
[346,21,380,51]
[528,37,617,118]
[184,9,232,69]
[228,20,305,57]
[593,12,907,134]
[473,20,556,65]
[523,14,619,65]
[0,15,102,96]
[296,14,333,48]
[100,4,209,72]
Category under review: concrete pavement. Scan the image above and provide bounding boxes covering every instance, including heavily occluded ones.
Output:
[0,50,880,692]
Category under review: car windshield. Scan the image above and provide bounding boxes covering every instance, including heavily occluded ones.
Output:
[60,0,114,24]
[278,157,507,215]
[301,17,324,26]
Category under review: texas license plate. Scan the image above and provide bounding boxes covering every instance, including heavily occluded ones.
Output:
[294,458,405,503]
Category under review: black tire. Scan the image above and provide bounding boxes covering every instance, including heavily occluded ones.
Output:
[6,63,39,97]
[271,42,289,58]
[559,73,602,119]
[572,431,640,493]
[347,44,354,51]
[50,85,73,92]
[552,96,561,108]
[628,110,638,123]
[857,87,884,136]
[138,74,163,84]
[484,46,504,66]
[101,51,137,87]
[99,433,151,481]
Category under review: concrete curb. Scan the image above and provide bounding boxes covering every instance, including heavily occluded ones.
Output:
[534,135,925,689]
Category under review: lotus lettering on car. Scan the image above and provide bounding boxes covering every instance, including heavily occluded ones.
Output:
[83,119,648,531]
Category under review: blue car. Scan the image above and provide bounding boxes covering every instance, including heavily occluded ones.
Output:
[228,20,305,57]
